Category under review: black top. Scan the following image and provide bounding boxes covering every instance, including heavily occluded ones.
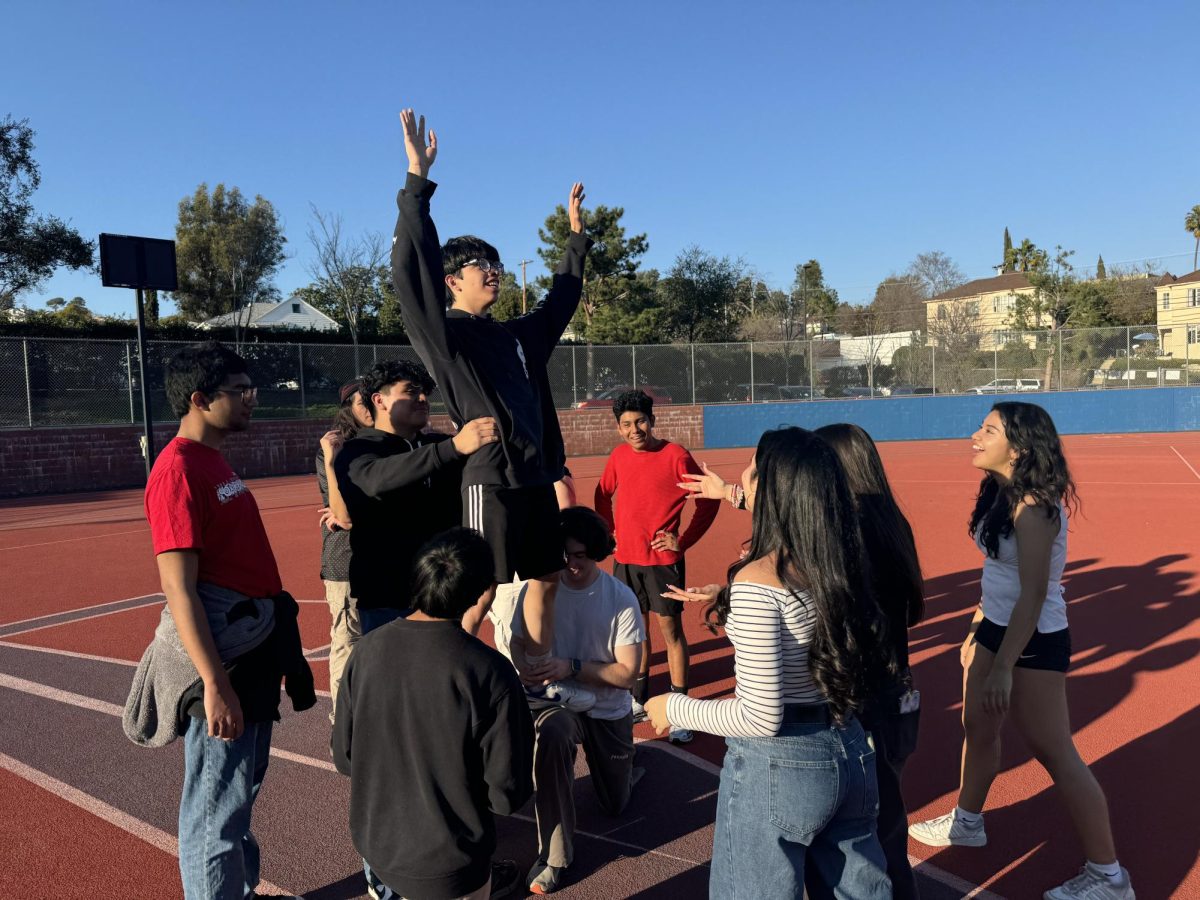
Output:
[391,172,593,488]
[332,427,464,610]
[315,449,351,582]
[332,618,534,899]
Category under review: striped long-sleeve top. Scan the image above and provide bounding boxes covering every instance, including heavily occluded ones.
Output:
[666,581,821,737]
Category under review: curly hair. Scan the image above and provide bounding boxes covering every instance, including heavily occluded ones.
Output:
[705,427,893,723]
[359,358,435,409]
[969,402,1078,558]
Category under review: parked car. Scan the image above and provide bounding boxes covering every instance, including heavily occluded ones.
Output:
[969,378,1041,394]
[574,385,674,409]
[736,384,821,402]
[882,384,935,396]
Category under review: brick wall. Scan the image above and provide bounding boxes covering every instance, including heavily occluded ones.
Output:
[0,405,705,498]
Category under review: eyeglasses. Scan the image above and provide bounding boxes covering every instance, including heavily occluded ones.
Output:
[460,258,505,276]
[213,386,258,402]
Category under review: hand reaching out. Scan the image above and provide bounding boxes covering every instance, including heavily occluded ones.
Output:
[568,182,586,234]
[660,583,721,606]
[400,108,437,177]
[678,462,729,501]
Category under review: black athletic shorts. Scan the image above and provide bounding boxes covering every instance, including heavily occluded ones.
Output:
[973,617,1072,673]
[613,560,686,617]
[463,483,563,583]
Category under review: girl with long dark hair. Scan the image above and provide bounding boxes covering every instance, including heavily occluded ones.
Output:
[645,427,893,898]
[815,423,924,900]
[908,402,1134,900]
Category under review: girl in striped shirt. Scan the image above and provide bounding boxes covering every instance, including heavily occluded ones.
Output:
[646,427,894,899]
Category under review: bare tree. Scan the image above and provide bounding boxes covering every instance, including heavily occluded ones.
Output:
[308,206,388,368]
[928,299,982,391]
[906,251,966,300]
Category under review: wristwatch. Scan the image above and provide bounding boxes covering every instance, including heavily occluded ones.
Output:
[570,658,582,676]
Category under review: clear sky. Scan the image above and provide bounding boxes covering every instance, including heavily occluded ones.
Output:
[8,0,1200,319]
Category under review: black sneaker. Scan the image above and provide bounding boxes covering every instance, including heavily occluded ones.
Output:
[490,859,521,899]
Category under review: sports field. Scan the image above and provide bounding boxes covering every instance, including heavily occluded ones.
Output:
[1,432,1197,898]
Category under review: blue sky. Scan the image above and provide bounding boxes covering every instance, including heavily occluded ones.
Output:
[9,0,1200,319]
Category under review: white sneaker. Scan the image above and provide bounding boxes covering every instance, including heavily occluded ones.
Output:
[908,810,987,847]
[528,681,596,713]
[631,699,648,723]
[668,726,693,744]
[1044,865,1135,900]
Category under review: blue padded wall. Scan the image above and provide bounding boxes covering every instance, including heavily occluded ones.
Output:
[702,388,1200,448]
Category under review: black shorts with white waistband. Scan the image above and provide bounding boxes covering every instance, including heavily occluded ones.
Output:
[462,482,563,583]
[973,616,1072,673]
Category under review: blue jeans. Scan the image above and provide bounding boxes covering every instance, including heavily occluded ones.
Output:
[359,606,405,635]
[178,717,273,900]
[710,718,891,900]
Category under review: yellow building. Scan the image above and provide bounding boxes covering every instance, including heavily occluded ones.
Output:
[1154,270,1200,360]
[925,272,1038,349]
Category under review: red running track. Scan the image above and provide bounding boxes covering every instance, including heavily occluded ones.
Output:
[1,432,1198,898]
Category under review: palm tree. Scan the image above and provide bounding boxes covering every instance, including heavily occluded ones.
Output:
[1186,205,1200,272]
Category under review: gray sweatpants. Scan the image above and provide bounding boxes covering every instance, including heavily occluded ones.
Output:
[532,707,636,867]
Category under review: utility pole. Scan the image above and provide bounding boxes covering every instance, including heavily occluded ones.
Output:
[519,259,533,313]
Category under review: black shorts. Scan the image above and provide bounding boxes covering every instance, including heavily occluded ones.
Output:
[973,617,1072,673]
[463,483,563,583]
[613,561,686,617]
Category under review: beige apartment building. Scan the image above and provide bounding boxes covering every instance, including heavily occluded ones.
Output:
[925,272,1039,349]
[1154,270,1200,360]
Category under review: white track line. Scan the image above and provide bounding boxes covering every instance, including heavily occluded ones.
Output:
[0,528,149,552]
[0,752,290,895]
[0,641,137,667]
[2,670,999,895]
[1170,446,1200,482]
[1,673,708,868]
[0,594,161,631]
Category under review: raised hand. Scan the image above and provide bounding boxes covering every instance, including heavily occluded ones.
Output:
[678,462,729,501]
[400,108,438,177]
[568,182,586,234]
[452,416,500,456]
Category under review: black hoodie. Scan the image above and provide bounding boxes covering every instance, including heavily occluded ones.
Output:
[333,427,463,610]
[391,172,593,488]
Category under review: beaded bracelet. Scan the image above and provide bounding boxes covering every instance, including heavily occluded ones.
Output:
[729,484,746,510]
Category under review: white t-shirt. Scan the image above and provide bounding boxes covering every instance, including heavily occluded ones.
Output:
[512,570,645,720]
[977,505,1069,633]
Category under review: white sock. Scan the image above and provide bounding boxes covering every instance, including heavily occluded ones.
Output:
[954,806,983,827]
[1088,860,1123,882]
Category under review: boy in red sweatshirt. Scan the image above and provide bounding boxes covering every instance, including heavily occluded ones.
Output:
[594,390,719,743]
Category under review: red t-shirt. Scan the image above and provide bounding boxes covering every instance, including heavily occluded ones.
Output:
[594,440,720,567]
[144,437,282,599]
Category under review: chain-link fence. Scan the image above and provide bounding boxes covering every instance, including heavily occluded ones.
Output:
[0,326,1193,427]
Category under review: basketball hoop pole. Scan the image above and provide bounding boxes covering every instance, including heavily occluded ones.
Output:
[134,286,155,476]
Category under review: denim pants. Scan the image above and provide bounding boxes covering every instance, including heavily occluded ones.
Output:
[178,717,273,900]
[359,606,405,635]
[710,718,891,900]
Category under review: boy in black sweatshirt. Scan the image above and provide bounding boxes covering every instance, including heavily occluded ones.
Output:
[332,527,533,900]
[333,358,497,633]
[391,108,592,699]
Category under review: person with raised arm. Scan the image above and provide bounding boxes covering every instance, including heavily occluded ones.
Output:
[391,107,593,708]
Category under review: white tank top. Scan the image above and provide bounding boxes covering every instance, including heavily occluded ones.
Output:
[976,504,1068,633]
